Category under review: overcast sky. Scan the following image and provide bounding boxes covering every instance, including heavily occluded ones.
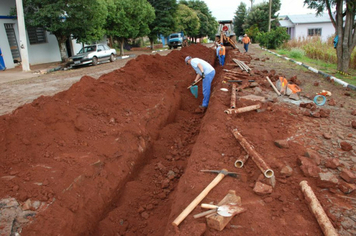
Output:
[202,0,317,21]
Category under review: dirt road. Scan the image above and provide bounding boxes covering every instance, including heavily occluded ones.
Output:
[0,44,355,236]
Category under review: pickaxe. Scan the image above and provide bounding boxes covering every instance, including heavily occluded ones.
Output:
[172,169,238,227]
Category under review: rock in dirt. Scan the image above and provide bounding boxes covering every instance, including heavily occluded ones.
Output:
[280,165,293,177]
[339,168,356,183]
[323,133,332,139]
[325,158,340,169]
[340,142,353,151]
[253,181,273,195]
[304,149,321,165]
[317,172,339,188]
[328,98,336,106]
[351,120,356,129]
[297,156,321,178]
[338,181,356,194]
[351,110,356,116]
[274,140,289,149]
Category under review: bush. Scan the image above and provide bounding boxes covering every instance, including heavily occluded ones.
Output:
[289,48,305,59]
[256,27,290,49]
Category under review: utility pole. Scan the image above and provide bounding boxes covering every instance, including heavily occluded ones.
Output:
[268,0,272,32]
[250,0,254,9]
[16,0,30,71]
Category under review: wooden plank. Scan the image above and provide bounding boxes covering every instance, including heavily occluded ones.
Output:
[205,190,243,231]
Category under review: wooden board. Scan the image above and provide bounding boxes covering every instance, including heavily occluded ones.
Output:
[206,190,243,231]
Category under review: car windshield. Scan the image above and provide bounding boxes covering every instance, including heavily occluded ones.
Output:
[78,46,97,54]
[170,34,179,39]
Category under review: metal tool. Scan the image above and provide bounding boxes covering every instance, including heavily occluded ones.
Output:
[200,169,239,178]
[187,77,202,98]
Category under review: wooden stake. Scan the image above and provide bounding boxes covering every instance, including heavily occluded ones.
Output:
[266,76,281,96]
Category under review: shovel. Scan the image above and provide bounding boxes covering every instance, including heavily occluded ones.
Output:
[193,203,245,218]
[187,77,202,98]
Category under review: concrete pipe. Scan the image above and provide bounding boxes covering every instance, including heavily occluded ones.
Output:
[234,155,249,168]
[225,104,261,115]
[300,181,338,236]
[230,83,237,109]
[232,128,274,178]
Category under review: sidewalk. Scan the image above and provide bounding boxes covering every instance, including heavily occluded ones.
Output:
[0,62,62,84]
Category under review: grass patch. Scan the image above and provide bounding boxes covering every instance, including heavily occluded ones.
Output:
[275,37,356,86]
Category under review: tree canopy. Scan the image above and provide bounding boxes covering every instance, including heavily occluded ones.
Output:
[105,0,155,55]
[304,0,355,73]
[146,0,178,48]
[244,0,281,33]
[179,0,218,40]
[20,0,109,60]
[175,4,200,38]
[233,2,247,37]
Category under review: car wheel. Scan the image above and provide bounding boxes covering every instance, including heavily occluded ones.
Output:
[169,46,172,49]
[110,54,116,62]
[92,57,98,66]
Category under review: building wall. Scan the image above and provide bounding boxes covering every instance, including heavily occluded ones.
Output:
[0,0,61,69]
[294,22,335,41]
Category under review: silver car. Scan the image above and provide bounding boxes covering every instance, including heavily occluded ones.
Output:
[70,44,117,66]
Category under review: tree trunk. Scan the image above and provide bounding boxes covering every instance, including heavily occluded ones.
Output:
[119,37,124,56]
[56,35,68,62]
[149,38,154,50]
[335,0,355,73]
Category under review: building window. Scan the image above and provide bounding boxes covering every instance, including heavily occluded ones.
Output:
[308,28,322,36]
[27,27,47,44]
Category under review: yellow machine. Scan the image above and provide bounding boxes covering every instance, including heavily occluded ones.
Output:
[215,20,239,49]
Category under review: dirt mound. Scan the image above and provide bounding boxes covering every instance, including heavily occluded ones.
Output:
[0,44,355,236]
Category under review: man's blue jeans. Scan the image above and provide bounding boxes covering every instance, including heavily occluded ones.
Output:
[202,70,215,107]
[244,43,249,52]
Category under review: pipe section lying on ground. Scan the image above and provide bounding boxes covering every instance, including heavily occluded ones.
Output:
[225,104,261,115]
[231,128,274,178]
[234,155,249,168]
[299,181,339,236]
[232,59,251,72]
[266,76,281,96]
[230,83,237,109]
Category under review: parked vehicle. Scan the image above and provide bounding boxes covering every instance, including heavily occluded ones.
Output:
[69,44,117,67]
[238,35,243,44]
[168,32,187,49]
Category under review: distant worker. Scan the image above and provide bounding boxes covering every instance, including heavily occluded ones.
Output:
[216,42,221,58]
[219,42,226,66]
[242,34,251,53]
[185,56,215,113]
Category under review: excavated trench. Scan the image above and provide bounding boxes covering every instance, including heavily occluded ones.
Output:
[0,44,217,235]
[2,44,354,236]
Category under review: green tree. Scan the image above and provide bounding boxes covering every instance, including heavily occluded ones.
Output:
[244,0,281,33]
[256,27,290,49]
[19,0,108,61]
[175,4,200,39]
[147,0,178,49]
[180,0,218,41]
[304,0,355,73]
[245,24,260,43]
[233,2,247,37]
[105,0,155,55]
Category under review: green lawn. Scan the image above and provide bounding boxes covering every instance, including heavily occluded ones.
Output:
[276,49,356,86]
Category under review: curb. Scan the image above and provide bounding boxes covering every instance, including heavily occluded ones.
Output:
[261,48,356,91]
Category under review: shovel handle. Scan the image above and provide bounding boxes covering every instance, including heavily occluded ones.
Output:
[193,209,216,219]
[187,77,202,89]
[201,203,218,209]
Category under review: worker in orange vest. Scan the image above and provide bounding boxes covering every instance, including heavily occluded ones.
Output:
[242,34,251,53]
[219,42,226,66]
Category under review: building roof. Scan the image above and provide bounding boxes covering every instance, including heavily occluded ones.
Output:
[287,13,331,24]
[279,20,294,27]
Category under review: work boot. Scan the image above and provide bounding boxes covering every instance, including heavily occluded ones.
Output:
[194,106,207,113]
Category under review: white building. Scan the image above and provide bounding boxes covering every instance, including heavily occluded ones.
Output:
[0,0,64,69]
[279,13,335,42]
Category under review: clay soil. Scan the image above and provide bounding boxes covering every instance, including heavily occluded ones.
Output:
[0,44,355,236]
